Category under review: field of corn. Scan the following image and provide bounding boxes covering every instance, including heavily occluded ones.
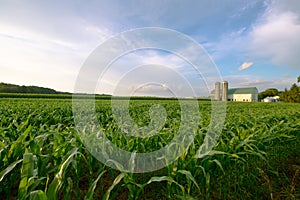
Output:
[0,97,299,199]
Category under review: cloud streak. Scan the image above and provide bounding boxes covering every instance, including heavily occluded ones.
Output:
[238,62,253,71]
[223,74,296,92]
[0,1,298,95]
[249,10,300,70]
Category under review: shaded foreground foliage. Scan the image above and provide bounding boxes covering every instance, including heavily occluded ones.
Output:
[0,98,299,199]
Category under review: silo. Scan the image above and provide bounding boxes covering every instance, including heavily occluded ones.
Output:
[215,82,220,100]
[222,81,228,101]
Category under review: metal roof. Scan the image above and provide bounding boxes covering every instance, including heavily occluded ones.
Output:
[228,87,258,95]
[211,87,258,95]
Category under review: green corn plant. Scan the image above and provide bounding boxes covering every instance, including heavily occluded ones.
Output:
[18,153,39,200]
[29,190,47,200]
[103,172,126,200]
[47,147,80,200]
[0,98,299,199]
[0,159,23,182]
[84,170,107,200]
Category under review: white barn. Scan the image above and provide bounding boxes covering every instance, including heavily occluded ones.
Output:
[211,84,258,102]
[227,87,258,102]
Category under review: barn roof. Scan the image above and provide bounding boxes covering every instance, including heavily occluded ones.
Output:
[211,87,258,95]
[228,87,258,95]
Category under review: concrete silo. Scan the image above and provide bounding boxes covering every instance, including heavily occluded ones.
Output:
[222,81,228,101]
[215,81,220,100]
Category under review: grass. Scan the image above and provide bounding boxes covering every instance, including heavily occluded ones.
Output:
[0,97,299,199]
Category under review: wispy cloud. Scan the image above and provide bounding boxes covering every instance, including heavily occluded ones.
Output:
[249,4,300,70]
[0,0,298,95]
[223,74,295,92]
[238,62,253,71]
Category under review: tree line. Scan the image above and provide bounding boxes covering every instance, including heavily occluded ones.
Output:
[259,76,300,103]
[0,82,61,94]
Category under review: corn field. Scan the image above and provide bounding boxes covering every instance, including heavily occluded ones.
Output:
[0,98,299,199]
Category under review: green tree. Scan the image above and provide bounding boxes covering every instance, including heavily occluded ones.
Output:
[279,88,288,102]
[288,83,300,103]
[258,88,279,100]
[0,82,58,94]
[280,84,300,103]
[298,75,300,83]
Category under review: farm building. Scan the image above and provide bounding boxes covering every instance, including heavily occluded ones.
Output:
[262,96,280,102]
[211,81,258,102]
[227,87,258,102]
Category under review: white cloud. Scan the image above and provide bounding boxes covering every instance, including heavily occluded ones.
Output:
[97,50,197,96]
[0,18,113,92]
[238,62,253,70]
[223,75,295,92]
[249,9,300,70]
[205,0,300,71]
[2,0,296,95]
[94,44,221,97]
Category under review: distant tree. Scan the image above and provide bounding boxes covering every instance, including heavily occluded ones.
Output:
[288,83,300,103]
[0,82,58,94]
[298,75,300,83]
[280,84,300,103]
[266,88,278,96]
[279,88,288,102]
[258,88,279,100]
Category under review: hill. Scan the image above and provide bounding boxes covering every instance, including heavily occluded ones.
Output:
[0,82,68,94]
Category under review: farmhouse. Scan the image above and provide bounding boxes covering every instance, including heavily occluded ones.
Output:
[211,81,258,102]
[262,96,280,102]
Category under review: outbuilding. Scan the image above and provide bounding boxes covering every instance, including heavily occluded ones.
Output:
[262,96,279,102]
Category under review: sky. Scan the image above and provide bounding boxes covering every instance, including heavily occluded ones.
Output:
[0,0,300,97]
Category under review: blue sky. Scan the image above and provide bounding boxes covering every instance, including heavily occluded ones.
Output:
[0,0,299,96]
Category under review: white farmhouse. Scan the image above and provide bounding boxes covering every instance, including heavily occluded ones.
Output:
[262,96,280,102]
